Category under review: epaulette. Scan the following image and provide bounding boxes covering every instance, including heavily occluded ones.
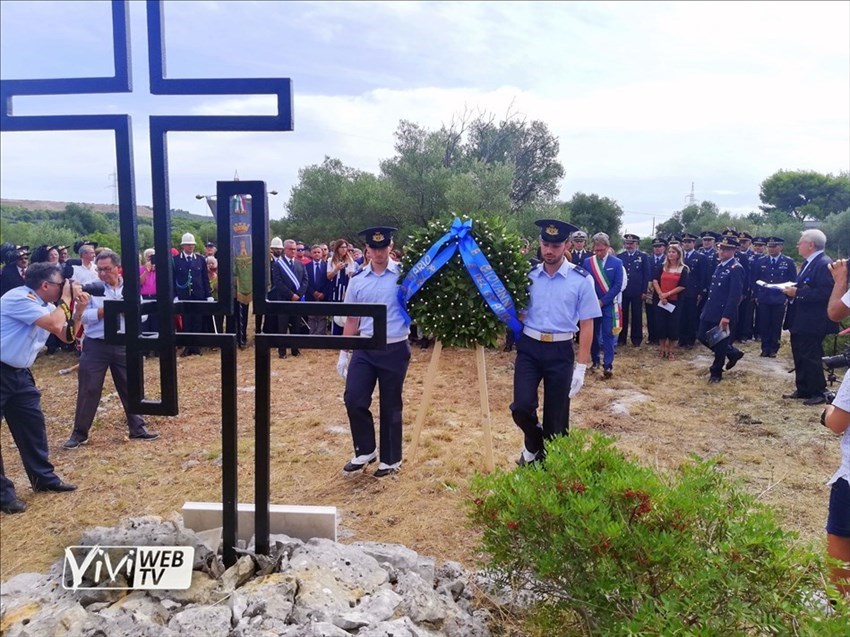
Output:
[730,262,740,269]
[572,266,590,278]
[26,293,37,301]
[351,268,366,278]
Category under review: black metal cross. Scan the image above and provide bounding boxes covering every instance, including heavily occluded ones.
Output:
[1,0,386,566]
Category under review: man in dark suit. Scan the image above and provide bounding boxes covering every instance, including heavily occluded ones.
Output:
[617,233,651,346]
[678,233,708,347]
[173,233,212,356]
[698,235,745,383]
[0,245,29,297]
[583,233,624,378]
[782,229,840,405]
[305,244,329,335]
[270,238,308,358]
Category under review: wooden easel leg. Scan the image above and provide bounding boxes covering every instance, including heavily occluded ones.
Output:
[475,345,495,472]
[409,339,443,461]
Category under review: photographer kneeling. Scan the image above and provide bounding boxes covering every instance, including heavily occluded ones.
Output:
[823,368,850,596]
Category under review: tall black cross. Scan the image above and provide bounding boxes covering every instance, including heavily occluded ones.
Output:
[1,0,386,566]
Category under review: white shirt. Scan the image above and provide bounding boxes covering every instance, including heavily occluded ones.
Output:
[828,369,850,486]
[72,262,98,285]
[842,288,850,309]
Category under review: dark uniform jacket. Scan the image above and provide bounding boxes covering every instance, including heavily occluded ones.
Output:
[617,250,651,298]
[784,252,839,336]
[752,254,796,305]
[0,265,26,297]
[683,250,708,299]
[172,253,211,301]
[570,249,591,266]
[700,259,744,323]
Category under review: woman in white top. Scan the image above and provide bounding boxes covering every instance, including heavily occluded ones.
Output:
[823,369,850,596]
[327,239,358,335]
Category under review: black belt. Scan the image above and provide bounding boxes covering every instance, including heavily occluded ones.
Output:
[0,361,26,372]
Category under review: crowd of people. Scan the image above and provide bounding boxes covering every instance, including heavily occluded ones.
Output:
[1,222,848,596]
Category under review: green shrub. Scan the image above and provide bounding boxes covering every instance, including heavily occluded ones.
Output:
[469,430,848,635]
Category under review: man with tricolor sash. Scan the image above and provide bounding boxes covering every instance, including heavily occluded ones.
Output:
[511,219,601,467]
[583,233,624,379]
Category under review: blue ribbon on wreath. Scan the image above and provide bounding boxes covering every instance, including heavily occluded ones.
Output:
[398,217,523,338]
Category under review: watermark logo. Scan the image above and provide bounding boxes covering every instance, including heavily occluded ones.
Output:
[62,545,194,591]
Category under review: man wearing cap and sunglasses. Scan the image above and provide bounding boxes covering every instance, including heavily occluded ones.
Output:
[617,233,651,347]
[173,232,213,356]
[752,237,796,358]
[511,219,601,467]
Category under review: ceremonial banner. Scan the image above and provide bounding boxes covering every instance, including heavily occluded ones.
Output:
[207,194,253,303]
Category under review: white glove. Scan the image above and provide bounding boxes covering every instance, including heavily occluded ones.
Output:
[569,364,587,398]
[206,297,215,302]
[173,296,179,304]
[337,351,350,379]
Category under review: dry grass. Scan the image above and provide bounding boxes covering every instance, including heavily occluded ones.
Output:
[0,333,841,582]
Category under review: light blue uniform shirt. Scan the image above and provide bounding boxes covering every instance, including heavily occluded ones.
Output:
[523,260,602,334]
[80,279,127,339]
[344,260,409,340]
[0,286,55,368]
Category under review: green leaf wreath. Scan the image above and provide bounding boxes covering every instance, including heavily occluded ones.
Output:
[400,213,530,349]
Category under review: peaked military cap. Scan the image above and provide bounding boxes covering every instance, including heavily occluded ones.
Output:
[766,236,785,246]
[535,219,579,243]
[721,227,739,238]
[623,233,640,242]
[681,232,699,241]
[571,230,588,240]
[752,237,767,245]
[701,231,720,241]
[668,234,682,245]
[717,235,740,249]
[358,226,397,248]
[652,237,668,247]
[738,231,753,241]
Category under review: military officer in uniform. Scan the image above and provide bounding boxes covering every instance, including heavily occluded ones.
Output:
[1,262,78,514]
[337,227,410,478]
[750,237,768,341]
[570,230,592,266]
[617,233,651,347]
[752,237,795,357]
[645,237,668,344]
[698,235,745,383]
[173,232,213,356]
[734,231,755,342]
[512,219,601,466]
[678,233,708,347]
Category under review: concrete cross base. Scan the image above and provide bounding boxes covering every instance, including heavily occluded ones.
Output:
[182,501,337,543]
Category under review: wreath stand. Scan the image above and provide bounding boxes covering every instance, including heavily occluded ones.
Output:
[408,340,495,472]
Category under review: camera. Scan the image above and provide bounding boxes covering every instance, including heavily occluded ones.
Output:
[823,347,850,372]
[80,281,106,297]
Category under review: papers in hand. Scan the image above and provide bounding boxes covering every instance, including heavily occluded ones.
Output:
[756,280,795,290]
[657,300,676,313]
[705,324,730,347]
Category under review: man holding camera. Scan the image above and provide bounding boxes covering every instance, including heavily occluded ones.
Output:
[63,251,159,450]
[828,258,850,323]
[1,263,78,514]
[782,230,839,406]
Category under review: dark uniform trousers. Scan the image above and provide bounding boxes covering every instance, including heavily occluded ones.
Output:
[758,303,786,356]
[344,341,411,466]
[1,363,61,502]
[510,336,575,455]
[678,296,700,346]
[736,297,754,340]
[72,338,145,440]
[697,319,741,379]
[619,295,644,346]
[226,301,249,346]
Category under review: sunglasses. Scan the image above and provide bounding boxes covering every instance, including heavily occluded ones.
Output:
[296,248,305,252]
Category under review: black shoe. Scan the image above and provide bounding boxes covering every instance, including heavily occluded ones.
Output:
[516,452,544,467]
[782,391,808,400]
[803,395,826,406]
[760,352,769,357]
[62,436,88,450]
[291,349,300,357]
[130,431,160,441]
[708,376,721,384]
[278,349,287,359]
[374,467,398,478]
[503,345,513,352]
[33,480,77,493]
[238,341,247,350]
[603,368,613,379]
[768,353,777,358]
[1,498,27,514]
[725,350,744,370]
[420,339,431,350]
[180,347,191,357]
[343,457,377,473]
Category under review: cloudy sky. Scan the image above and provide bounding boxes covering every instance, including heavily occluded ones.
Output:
[1,0,848,236]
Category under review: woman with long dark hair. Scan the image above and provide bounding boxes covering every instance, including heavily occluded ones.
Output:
[326,239,357,335]
[651,243,690,359]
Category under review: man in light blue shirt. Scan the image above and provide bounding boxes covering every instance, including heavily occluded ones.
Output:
[63,250,159,449]
[512,219,601,467]
[337,226,410,478]
[1,262,78,514]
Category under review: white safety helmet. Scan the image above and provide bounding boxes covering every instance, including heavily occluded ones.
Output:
[270,237,284,249]
[180,232,196,245]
